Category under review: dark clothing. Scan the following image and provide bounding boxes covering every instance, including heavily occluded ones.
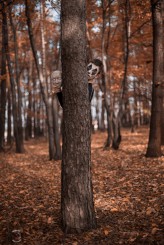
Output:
[57,83,94,107]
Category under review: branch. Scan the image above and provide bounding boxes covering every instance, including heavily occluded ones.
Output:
[129,19,151,39]
[0,0,15,12]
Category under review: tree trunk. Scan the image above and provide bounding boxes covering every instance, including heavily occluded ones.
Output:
[161,95,164,145]
[40,0,48,94]
[101,0,113,147]
[113,0,130,149]
[146,0,163,157]
[112,99,122,150]
[160,1,164,145]
[25,0,56,160]
[7,88,12,145]
[52,96,62,160]
[0,5,7,151]
[25,64,33,140]
[3,2,24,153]
[61,0,96,233]
[9,5,24,152]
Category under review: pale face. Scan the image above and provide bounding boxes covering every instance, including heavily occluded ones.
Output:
[87,62,100,80]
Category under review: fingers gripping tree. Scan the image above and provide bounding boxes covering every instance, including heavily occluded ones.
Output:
[61,0,96,233]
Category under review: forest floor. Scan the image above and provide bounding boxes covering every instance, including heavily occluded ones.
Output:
[0,127,164,245]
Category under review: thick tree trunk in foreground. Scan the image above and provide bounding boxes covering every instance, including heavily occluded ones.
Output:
[146,0,163,157]
[61,0,96,233]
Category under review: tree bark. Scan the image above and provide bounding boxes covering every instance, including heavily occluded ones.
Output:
[0,3,7,151]
[25,63,33,140]
[101,0,113,147]
[160,0,164,145]
[113,0,130,150]
[161,94,164,145]
[25,0,56,160]
[3,2,24,153]
[7,88,12,145]
[9,5,24,152]
[61,0,96,233]
[146,0,163,157]
[52,96,62,160]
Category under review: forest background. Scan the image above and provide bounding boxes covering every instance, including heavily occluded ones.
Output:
[0,0,164,244]
[0,0,159,155]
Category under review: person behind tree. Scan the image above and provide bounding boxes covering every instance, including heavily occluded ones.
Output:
[51,59,103,107]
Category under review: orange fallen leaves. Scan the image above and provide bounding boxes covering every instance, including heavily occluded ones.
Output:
[0,127,164,244]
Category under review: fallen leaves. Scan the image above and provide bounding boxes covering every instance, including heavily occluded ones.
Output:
[0,127,164,244]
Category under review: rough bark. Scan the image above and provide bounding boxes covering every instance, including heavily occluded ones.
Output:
[146,0,163,157]
[61,0,96,233]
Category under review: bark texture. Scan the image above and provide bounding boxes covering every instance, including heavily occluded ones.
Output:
[146,0,163,157]
[25,0,61,160]
[3,2,24,153]
[61,0,96,233]
[0,3,7,151]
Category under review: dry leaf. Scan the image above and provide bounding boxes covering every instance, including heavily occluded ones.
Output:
[104,229,110,236]
[47,216,53,224]
[151,227,159,235]
[146,207,154,216]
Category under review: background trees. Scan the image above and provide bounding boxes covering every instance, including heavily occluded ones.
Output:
[0,0,164,239]
[146,0,164,157]
[0,0,162,155]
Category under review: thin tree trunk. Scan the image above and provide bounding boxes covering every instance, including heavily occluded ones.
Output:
[113,0,130,150]
[7,88,12,145]
[52,96,62,160]
[86,21,93,61]
[40,0,48,94]
[100,99,105,131]
[160,0,164,145]
[3,3,24,153]
[0,6,7,151]
[25,64,33,140]
[146,0,163,157]
[121,0,130,101]
[25,0,56,160]
[112,95,121,149]
[101,0,112,147]
[161,95,164,145]
[9,5,24,152]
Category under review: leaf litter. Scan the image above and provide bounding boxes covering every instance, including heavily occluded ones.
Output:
[0,127,164,244]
